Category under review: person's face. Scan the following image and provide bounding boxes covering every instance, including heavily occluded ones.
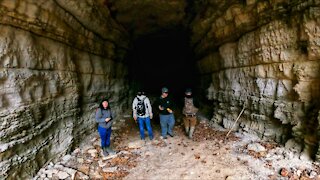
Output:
[102,101,108,108]
[185,92,192,96]
[162,92,168,98]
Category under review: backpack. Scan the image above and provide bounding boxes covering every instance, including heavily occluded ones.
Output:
[136,96,147,116]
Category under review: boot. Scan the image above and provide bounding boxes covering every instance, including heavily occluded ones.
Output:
[185,127,189,136]
[102,147,108,156]
[106,147,116,155]
[189,127,195,139]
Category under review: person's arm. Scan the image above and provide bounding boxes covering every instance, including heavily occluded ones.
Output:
[157,97,164,111]
[132,98,137,121]
[146,97,153,119]
[167,97,174,113]
[108,109,114,121]
[95,109,106,123]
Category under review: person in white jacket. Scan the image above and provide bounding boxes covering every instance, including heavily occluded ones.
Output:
[132,91,154,140]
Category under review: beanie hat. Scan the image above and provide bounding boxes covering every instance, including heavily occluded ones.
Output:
[185,88,192,93]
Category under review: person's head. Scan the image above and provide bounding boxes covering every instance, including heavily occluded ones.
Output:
[137,90,145,96]
[185,88,192,98]
[161,87,169,98]
[99,98,110,109]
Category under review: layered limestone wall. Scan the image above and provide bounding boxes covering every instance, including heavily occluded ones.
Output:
[193,0,320,159]
[0,0,129,179]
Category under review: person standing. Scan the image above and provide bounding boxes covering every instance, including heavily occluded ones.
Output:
[182,88,199,139]
[132,91,154,140]
[157,87,175,139]
[95,98,116,156]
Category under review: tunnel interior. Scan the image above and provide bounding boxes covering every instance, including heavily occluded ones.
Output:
[127,27,198,102]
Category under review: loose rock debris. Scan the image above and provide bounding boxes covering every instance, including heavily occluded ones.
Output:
[34,132,140,180]
[34,119,320,180]
[192,121,239,142]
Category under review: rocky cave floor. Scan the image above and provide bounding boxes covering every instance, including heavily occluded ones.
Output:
[34,115,320,180]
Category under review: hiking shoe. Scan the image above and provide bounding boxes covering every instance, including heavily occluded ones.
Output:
[102,147,108,156]
[106,147,116,155]
[160,136,167,139]
[168,133,174,137]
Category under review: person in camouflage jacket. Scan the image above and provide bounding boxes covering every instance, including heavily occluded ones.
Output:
[182,88,199,139]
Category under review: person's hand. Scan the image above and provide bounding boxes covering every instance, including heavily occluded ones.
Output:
[133,116,137,122]
[150,114,153,119]
[105,117,111,122]
[159,106,164,110]
[167,108,173,114]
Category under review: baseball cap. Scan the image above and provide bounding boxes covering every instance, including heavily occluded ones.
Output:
[161,87,169,93]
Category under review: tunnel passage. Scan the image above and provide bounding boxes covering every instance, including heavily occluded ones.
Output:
[1,0,320,179]
[127,28,198,101]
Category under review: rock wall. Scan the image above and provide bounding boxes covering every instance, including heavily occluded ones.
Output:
[0,0,129,179]
[192,0,320,159]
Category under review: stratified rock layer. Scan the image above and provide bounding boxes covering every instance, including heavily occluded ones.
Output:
[193,0,320,159]
[0,0,129,179]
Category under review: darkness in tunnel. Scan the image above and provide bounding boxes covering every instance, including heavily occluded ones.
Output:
[127,28,198,103]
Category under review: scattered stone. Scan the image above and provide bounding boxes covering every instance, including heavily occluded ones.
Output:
[78,165,90,175]
[77,158,84,163]
[128,140,144,149]
[103,167,118,173]
[280,168,289,177]
[300,152,312,161]
[53,164,64,170]
[102,154,118,160]
[57,171,69,179]
[247,143,266,153]
[194,154,201,159]
[87,149,97,154]
[309,170,317,178]
[62,155,72,162]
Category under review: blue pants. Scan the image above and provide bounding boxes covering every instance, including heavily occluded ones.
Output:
[138,117,153,140]
[159,114,175,137]
[98,126,112,148]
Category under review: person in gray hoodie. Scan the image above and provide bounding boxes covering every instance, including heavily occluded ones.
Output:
[95,98,116,156]
[132,91,154,140]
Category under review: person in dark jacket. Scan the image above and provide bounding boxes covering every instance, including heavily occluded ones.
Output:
[157,87,175,139]
[95,98,116,156]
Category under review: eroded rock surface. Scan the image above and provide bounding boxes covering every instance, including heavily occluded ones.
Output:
[0,0,129,179]
[1,0,320,179]
[193,0,320,159]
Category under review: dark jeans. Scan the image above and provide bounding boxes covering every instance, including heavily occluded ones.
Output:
[98,126,112,148]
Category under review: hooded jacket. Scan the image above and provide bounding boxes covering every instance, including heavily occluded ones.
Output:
[132,95,153,118]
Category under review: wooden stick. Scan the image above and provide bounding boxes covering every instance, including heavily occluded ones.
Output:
[225,105,246,138]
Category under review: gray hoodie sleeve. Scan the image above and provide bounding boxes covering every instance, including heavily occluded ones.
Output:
[95,108,106,123]
[132,97,138,117]
[146,97,153,116]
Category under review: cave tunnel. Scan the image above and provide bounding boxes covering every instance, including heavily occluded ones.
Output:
[1,0,320,179]
[127,28,198,102]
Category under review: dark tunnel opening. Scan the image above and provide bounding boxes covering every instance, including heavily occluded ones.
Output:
[127,28,199,103]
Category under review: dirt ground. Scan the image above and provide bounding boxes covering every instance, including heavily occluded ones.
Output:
[34,115,320,180]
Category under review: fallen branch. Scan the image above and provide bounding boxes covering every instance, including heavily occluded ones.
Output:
[225,105,246,138]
